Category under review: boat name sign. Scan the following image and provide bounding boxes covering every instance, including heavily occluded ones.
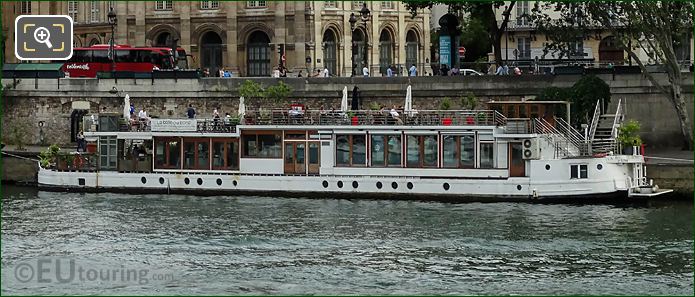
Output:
[150,119,197,132]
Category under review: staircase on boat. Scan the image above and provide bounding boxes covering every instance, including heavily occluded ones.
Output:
[530,98,624,158]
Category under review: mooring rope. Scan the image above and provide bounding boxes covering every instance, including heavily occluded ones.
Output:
[1,151,40,162]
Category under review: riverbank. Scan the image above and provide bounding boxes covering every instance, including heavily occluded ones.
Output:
[3,145,692,199]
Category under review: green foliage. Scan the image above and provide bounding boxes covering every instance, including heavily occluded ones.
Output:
[617,120,642,146]
[571,75,611,126]
[460,93,478,110]
[39,144,60,168]
[238,80,264,99]
[440,97,452,110]
[368,102,381,111]
[263,81,293,103]
[536,75,611,127]
[7,125,29,151]
[459,16,492,63]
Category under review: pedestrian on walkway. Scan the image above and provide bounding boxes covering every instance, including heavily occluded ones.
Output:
[187,104,196,119]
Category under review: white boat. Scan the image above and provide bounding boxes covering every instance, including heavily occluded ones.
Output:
[38,97,672,201]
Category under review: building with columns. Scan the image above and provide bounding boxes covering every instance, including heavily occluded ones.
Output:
[2,1,432,77]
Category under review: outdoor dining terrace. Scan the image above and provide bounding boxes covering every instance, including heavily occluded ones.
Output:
[83,110,508,134]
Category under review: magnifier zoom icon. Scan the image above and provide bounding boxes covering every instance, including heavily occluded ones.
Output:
[34,27,52,49]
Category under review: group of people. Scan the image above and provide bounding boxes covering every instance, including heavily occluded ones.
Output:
[201,68,233,78]
[187,104,236,128]
[382,64,419,77]
[493,63,525,76]
[129,103,151,130]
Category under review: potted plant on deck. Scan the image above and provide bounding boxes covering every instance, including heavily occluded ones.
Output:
[617,119,642,155]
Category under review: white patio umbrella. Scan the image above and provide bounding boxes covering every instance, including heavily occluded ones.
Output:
[123,94,131,120]
[404,85,413,116]
[340,86,348,112]
[238,96,246,117]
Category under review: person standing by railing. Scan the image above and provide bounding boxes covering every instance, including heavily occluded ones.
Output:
[409,64,417,76]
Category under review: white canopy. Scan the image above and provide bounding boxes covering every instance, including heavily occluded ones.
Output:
[340,86,348,112]
[238,96,246,117]
[123,94,131,120]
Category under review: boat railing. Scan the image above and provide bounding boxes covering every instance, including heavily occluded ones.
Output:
[533,118,585,157]
[588,100,601,141]
[242,109,506,127]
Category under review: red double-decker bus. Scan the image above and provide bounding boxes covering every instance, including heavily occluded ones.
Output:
[62,45,188,77]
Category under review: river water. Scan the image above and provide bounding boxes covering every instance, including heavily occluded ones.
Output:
[1,185,692,295]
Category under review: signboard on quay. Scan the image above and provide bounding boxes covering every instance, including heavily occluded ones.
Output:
[439,35,451,67]
[150,119,197,132]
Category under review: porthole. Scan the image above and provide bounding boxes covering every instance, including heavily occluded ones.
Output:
[141,177,147,184]
[443,183,450,191]
[197,178,203,185]
[352,181,359,189]
[337,181,343,188]
[233,180,238,187]
[184,177,190,185]
[216,178,222,186]
[78,178,85,186]
[322,180,329,188]
[597,164,603,170]
[545,164,551,170]
[407,182,413,190]
[517,185,522,191]
[391,182,398,189]
[376,181,383,189]
[159,177,165,184]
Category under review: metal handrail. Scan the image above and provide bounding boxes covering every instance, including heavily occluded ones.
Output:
[611,98,624,139]
[533,118,584,158]
[588,100,601,141]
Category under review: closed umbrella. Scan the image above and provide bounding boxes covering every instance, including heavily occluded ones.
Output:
[123,94,130,120]
[340,86,348,112]
[238,96,246,117]
[404,85,414,116]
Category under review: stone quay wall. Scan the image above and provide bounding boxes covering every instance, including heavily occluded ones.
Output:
[1,73,693,147]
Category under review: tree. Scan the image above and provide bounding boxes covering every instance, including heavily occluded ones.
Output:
[404,0,516,66]
[238,80,264,100]
[536,76,611,128]
[531,1,693,149]
[264,81,293,103]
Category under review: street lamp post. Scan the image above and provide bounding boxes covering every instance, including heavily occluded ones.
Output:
[349,13,357,75]
[359,3,370,70]
[107,7,117,75]
[349,3,370,76]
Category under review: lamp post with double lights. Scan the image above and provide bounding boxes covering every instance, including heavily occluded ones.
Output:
[349,3,370,76]
[107,7,117,74]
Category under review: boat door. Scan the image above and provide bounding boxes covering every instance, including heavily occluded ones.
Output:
[509,142,526,177]
[307,142,320,175]
[284,142,306,174]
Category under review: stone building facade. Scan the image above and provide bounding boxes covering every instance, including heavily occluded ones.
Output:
[2,1,432,77]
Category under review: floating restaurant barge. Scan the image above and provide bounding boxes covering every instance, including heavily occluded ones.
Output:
[38,98,671,201]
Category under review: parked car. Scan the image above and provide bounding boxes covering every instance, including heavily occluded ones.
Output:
[460,69,483,76]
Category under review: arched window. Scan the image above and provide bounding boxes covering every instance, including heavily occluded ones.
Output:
[247,31,270,77]
[379,29,394,75]
[323,30,338,76]
[405,30,419,71]
[352,28,367,76]
[154,32,173,47]
[201,31,223,74]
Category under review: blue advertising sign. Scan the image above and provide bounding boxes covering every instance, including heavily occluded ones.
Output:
[439,35,451,67]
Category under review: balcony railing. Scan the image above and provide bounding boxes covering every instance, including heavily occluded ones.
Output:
[85,110,508,133]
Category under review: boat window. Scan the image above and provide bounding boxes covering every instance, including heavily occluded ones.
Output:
[387,135,401,166]
[370,135,386,166]
[480,142,494,168]
[443,135,458,167]
[154,137,180,169]
[460,135,475,168]
[296,143,306,164]
[423,135,438,167]
[406,135,420,167]
[336,135,350,165]
[183,138,210,170]
[571,164,588,179]
[309,143,320,164]
[371,135,402,167]
[242,132,282,158]
[212,139,239,170]
[335,134,367,167]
